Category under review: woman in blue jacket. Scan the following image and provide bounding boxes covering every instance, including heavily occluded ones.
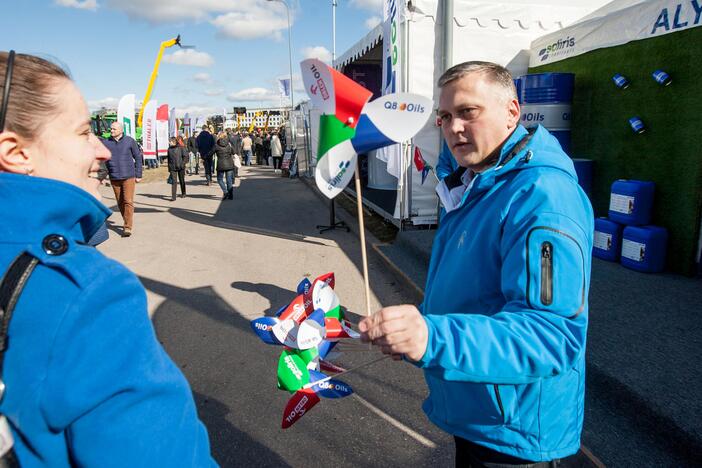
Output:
[0,51,215,466]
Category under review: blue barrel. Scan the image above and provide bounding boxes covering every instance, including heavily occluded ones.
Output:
[572,158,593,196]
[513,78,522,103]
[519,73,574,154]
[621,225,668,273]
[593,217,623,262]
[608,179,655,225]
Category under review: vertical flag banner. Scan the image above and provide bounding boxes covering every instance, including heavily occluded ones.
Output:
[117,94,136,139]
[279,78,291,98]
[301,58,431,198]
[378,0,403,177]
[156,104,169,158]
[183,112,191,137]
[169,106,177,138]
[142,100,158,162]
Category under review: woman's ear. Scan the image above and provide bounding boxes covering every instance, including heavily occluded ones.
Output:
[0,132,33,174]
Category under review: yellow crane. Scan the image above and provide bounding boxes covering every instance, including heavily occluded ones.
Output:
[263,111,271,132]
[248,111,263,133]
[137,34,194,128]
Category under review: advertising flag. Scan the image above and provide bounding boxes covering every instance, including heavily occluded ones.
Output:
[183,112,191,137]
[378,0,403,178]
[156,104,169,158]
[142,100,158,161]
[278,78,291,97]
[117,94,136,139]
[169,106,177,138]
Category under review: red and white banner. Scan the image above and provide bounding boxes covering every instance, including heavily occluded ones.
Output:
[142,100,158,160]
[156,104,169,157]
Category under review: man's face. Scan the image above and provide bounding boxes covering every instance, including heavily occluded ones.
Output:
[110,122,123,139]
[438,73,520,172]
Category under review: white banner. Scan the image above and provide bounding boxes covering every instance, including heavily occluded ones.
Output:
[142,100,158,161]
[378,0,403,178]
[169,106,177,138]
[183,112,191,138]
[279,78,291,97]
[530,0,702,66]
[117,94,135,139]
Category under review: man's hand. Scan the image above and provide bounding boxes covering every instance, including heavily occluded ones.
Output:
[135,178,142,183]
[358,305,428,362]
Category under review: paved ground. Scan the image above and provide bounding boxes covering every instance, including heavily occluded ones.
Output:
[98,166,454,467]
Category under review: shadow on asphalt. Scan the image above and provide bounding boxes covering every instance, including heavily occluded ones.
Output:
[142,275,448,467]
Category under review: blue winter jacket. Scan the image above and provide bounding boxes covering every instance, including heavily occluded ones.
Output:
[0,173,215,467]
[418,125,593,461]
[102,135,143,180]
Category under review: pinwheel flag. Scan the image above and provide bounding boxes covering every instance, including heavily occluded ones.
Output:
[301,59,432,198]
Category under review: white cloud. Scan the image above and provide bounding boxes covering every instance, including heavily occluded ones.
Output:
[87,97,119,110]
[211,9,288,40]
[227,87,279,103]
[105,0,291,39]
[204,88,224,96]
[365,15,381,29]
[350,0,382,13]
[55,0,98,10]
[193,72,212,83]
[302,46,332,64]
[163,49,214,68]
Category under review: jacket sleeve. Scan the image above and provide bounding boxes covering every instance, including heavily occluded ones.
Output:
[40,262,215,467]
[131,139,143,178]
[416,183,593,384]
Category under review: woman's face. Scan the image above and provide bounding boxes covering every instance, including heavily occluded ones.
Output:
[25,79,111,199]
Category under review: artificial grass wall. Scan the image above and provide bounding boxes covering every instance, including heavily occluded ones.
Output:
[530,26,702,275]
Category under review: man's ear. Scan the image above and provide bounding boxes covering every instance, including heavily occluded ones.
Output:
[0,132,33,174]
[507,98,521,129]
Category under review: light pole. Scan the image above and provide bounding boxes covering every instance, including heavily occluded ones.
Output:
[267,0,294,113]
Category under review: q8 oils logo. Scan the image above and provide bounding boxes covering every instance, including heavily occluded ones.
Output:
[384,101,426,113]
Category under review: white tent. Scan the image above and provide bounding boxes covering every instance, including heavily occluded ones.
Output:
[530,0,702,67]
[331,0,612,226]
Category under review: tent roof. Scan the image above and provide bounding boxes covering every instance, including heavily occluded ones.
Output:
[335,24,383,69]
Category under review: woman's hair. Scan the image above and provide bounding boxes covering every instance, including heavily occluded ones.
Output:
[169,137,177,146]
[0,52,70,139]
[217,131,227,140]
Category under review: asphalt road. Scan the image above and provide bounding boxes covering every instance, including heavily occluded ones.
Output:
[98,166,454,467]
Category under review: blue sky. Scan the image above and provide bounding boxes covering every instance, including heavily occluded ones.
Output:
[0,0,382,117]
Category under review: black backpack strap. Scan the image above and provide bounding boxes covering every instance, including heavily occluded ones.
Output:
[0,252,39,375]
[0,252,38,466]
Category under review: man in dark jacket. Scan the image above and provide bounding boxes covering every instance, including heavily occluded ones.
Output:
[227,129,242,158]
[196,125,216,185]
[103,122,142,237]
[167,137,188,201]
[186,133,199,175]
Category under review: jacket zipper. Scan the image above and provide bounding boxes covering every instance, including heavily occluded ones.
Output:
[493,385,505,423]
[540,242,553,306]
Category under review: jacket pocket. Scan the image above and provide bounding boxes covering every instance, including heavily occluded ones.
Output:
[526,226,586,317]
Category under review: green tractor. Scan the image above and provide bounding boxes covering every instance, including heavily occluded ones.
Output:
[91,110,142,142]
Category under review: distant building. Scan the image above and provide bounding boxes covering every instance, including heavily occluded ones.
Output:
[233,107,290,130]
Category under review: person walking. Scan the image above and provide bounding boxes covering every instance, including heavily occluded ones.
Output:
[228,129,242,159]
[241,132,253,166]
[214,131,236,200]
[196,125,215,185]
[254,131,263,165]
[0,50,215,467]
[187,130,199,175]
[262,131,271,166]
[270,131,283,173]
[102,121,142,237]
[360,61,593,466]
[167,137,187,200]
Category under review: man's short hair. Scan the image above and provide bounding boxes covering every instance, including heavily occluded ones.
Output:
[438,61,517,103]
[202,125,208,130]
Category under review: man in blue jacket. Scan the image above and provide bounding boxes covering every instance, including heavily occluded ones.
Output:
[196,125,216,185]
[103,122,142,237]
[360,62,593,465]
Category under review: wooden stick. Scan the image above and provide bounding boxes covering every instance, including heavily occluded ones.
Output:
[303,355,391,389]
[353,161,372,319]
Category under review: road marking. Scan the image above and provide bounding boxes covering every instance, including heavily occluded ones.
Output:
[351,394,437,448]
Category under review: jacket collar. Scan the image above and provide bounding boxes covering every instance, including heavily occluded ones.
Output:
[0,173,111,243]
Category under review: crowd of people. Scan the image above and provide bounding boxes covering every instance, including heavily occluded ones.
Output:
[0,49,593,468]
